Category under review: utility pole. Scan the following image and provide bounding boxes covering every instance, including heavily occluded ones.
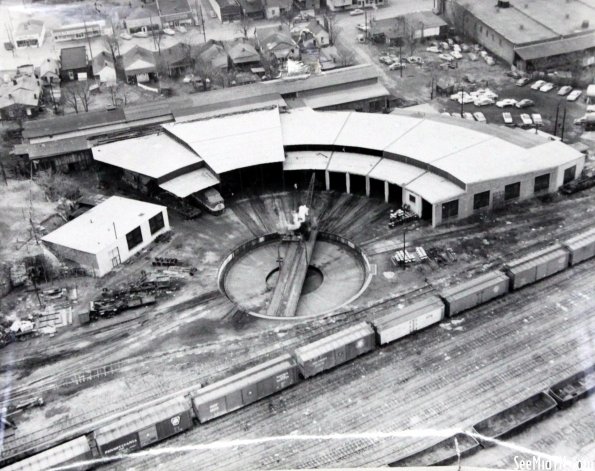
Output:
[83,13,94,64]
[402,227,407,265]
[399,43,402,78]
[200,5,206,43]
[560,107,567,142]
[0,162,8,186]
[554,101,560,136]
[460,86,464,116]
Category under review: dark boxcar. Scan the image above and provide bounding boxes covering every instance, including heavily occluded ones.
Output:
[95,396,192,457]
[472,392,557,446]
[505,244,569,290]
[388,433,480,467]
[439,271,509,316]
[5,436,93,471]
[563,228,595,266]
[294,322,375,379]
[192,354,299,423]
[372,296,444,345]
[548,365,595,408]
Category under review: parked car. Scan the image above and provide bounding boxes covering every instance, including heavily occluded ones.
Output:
[530,80,546,90]
[539,82,554,93]
[356,23,369,32]
[515,99,535,109]
[468,53,478,61]
[133,31,149,38]
[407,56,423,64]
[496,98,517,108]
[451,50,463,60]
[460,43,470,52]
[473,112,487,123]
[531,113,543,126]
[176,25,187,33]
[516,77,530,87]
[474,96,495,106]
[502,112,514,125]
[567,89,582,101]
[120,31,132,40]
[558,85,572,96]
[484,56,495,65]
[350,8,364,15]
[440,112,451,117]
[450,113,463,119]
[388,61,407,70]
[163,27,176,36]
[379,55,393,65]
[463,112,475,120]
[426,46,440,53]
[182,74,195,83]
[439,53,454,62]
[519,113,533,127]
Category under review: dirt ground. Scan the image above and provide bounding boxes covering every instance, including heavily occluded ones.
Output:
[1,178,595,466]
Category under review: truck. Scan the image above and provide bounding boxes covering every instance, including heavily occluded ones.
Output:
[191,188,225,215]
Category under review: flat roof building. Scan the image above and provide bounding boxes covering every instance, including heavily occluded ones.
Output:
[42,196,170,277]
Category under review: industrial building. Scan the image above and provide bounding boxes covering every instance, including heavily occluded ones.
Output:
[41,196,170,277]
[87,106,583,228]
[442,0,595,71]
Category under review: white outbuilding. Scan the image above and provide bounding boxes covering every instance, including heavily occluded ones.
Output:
[42,196,170,277]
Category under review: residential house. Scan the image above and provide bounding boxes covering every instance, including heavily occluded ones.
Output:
[39,58,60,85]
[319,45,341,70]
[294,0,319,11]
[226,40,261,69]
[326,0,382,12]
[237,0,265,19]
[124,5,162,34]
[0,75,42,120]
[207,0,242,22]
[17,64,36,77]
[122,46,157,83]
[156,0,195,27]
[198,41,229,72]
[255,24,299,61]
[60,46,90,81]
[53,19,106,42]
[14,20,45,48]
[160,42,194,76]
[295,20,330,48]
[92,51,117,84]
[264,0,292,20]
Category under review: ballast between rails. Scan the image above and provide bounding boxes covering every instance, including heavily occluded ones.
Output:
[4,227,595,470]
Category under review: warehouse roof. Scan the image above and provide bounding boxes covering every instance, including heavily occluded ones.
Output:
[159,167,220,197]
[42,196,166,254]
[22,108,126,139]
[92,132,201,179]
[22,137,92,160]
[515,33,595,61]
[60,46,88,71]
[283,150,331,171]
[299,82,390,109]
[327,152,380,176]
[162,107,285,174]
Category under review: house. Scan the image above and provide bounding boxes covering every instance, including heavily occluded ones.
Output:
[124,5,162,34]
[53,19,105,42]
[0,75,42,120]
[198,41,229,71]
[92,51,117,84]
[60,46,90,81]
[122,46,157,83]
[296,20,330,48]
[42,196,170,277]
[255,24,299,61]
[326,0,382,12]
[237,0,265,19]
[369,11,447,45]
[294,0,319,11]
[14,20,45,48]
[156,0,195,27]
[160,42,194,76]
[264,0,292,20]
[207,0,242,22]
[319,46,343,70]
[226,40,261,68]
[39,58,60,85]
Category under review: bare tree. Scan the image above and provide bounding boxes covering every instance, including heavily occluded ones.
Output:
[193,58,215,91]
[62,84,80,113]
[336,48,355,67]
[259,52,279,78]
[323,14,341,45]
[236,15,254,39]
[75,81,94,112]
[399,17,419,56]
[103,33,121,65]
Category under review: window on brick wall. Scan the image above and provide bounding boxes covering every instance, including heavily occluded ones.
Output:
[126,226,143,251]
[504,182,521,200]
[563,166,576,185]
[149,212,165,235]
[473,190,490,210]
[441,199,459,219]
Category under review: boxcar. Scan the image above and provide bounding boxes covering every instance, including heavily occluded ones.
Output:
[294,322,375,379]
[504,244,569,290]
[439,271,509,316]
[563,228,595,266]
[5,436,93,471]
[94,396,193,457]
[472,392,557,446]
[388,433,480,467]
[548,365,595,408]
[192,354,299,423]
[372,296,444,345]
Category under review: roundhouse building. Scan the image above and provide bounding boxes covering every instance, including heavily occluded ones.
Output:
[90,106,584,227]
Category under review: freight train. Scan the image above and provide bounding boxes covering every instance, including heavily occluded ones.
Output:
[5,228,595,470]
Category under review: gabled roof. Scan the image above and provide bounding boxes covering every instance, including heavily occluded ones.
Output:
[126,5,159,20]
[305,20,327,36]
[237,0,263,14]
[515,32,595,61]
[226,40,260,63]
[255,23,291,42]
[60,46,88,71]
[156,0,192,16]
[161,42,195,67]
[122,45,156,73]
[15,19,44,37]
[0,75,41,109]
[92,51,115,75]
[198,41,228,69]
[39,58,60,78]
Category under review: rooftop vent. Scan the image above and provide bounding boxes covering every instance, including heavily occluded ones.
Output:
[497,0,510,7]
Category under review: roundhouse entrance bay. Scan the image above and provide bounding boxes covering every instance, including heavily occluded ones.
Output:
[91,106,584,227]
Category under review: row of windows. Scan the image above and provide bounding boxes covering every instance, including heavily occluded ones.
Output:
[441,167,576,221]
[125,212,165,251]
